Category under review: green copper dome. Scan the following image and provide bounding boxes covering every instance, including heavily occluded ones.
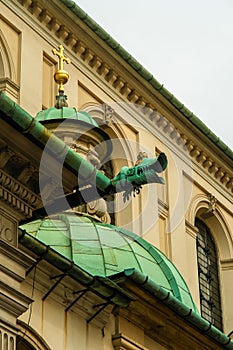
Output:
[35,106,112,163]
[21,212,197,312]
[36,107,98,127]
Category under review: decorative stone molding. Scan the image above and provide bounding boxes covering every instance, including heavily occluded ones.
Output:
[158,199,168,220]
[112,333,148,350]
[17,319,52,350]
[221,258,233,270]
[39,177,58,202]
[0,237,34,281]
[0,27,17,84]
[186,193,215,225]
[0,209,17,246]
[186,193,232,261]
[185,220,198,239]
[180,136,233,193]
[80,102,115,126]
[104,104,115,125]
[0,170,40,218]
[201,194,217,218]
[0,144,13,168]
[0,280,32,319]
[0,238,34,324]
[0,144,39,190]
[0,238,34,349]
[87,199,111,223]
[17,164,36,184]
[0,322,18,350]
[0,78,19,102]
[69,140,89,154]
[16,0,233,195]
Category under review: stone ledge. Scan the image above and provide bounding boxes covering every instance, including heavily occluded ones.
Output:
[0,78,19,102]
[112,333,148,350]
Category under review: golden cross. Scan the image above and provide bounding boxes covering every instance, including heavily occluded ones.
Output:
[52,44,71,70]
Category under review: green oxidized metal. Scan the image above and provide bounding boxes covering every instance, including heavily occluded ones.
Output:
[111,152,168,201]
[20,212,197,312]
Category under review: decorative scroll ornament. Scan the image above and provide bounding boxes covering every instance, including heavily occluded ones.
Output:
[202,194,217,218]
[104,104,114,124]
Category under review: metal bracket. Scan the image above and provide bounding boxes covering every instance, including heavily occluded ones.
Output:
[42,273,66,301]
[87,302,110,324]
[65,288,88,312]
[26,256,43,276]
[26,244,51,276]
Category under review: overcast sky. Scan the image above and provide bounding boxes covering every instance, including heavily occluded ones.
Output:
[75,0,233,150]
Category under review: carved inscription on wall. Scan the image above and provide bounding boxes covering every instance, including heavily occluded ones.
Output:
[0,210,17,247]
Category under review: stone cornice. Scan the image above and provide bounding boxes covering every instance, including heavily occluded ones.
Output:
[11,0,232,196]
[0,279,32,318]
[0,169,41,218]
[0,238,34,276]
[0,78,20,102]
[112,333,148,350]
[0,140,42,218]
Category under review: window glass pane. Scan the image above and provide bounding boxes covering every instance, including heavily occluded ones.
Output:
[195,218,223,330]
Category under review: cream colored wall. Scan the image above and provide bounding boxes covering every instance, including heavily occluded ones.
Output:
[20,276,115,350]
[145,337,169,350]
[1,0,233,344]
[42,53,56,109]
[20,273,173,350]
[0,16,20,83]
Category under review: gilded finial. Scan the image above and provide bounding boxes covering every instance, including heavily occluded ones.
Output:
[52,44,71,108]
[52,44,71,93]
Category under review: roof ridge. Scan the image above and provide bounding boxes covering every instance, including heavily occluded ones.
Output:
[59,0,233,160]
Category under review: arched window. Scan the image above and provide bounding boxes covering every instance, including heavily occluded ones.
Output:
[17,337,35,350]
[195,218,223,330]
[0,52,4,77]
[16,320,51,350]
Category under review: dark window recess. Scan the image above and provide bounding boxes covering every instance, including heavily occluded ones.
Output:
[195,218,223,330]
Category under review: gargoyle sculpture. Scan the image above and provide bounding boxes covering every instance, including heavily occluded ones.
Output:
[111,152,168,202]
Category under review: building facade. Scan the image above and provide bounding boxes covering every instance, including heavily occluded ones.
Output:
[0,0,233,349]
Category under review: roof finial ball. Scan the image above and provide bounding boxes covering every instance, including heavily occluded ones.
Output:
[52,44,71,108]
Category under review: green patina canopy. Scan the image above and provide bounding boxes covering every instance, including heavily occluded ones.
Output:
[36,107,99,127]
[21,212,198,312]
[35,106,112,164]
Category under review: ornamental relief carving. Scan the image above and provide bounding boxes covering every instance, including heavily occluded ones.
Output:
[0,211,17,246]
[0,170,39,207]
[0,169,41,218]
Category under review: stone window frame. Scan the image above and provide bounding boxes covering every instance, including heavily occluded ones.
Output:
[16,320,51,350]
[195,217,223,330]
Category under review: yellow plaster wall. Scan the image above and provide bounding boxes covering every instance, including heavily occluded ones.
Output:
[20,279,115,350]
[117,316,145,346]
[78,83,100,109]
[145,336,169,350]
[0,15,20,83]
[1,0,232,342]
[42,53,56,109]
